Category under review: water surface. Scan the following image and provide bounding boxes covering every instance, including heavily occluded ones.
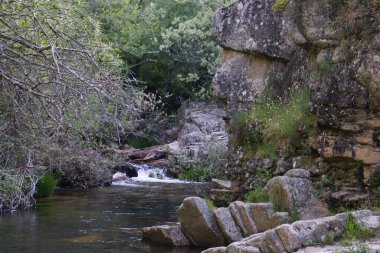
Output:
[0,182,208,253]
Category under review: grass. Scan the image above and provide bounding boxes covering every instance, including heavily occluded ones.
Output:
[178,166,206,182]
[289,212,301,223]
[35,173,58,198]
[325,232,336,245]
[247,86,315,157]
[206,198,216,212]
[244,188,269,203]
[341,214,372,245]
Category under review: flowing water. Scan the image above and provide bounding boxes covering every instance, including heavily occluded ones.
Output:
[0,169,208,253]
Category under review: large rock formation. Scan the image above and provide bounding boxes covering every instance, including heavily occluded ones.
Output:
[212,0,380,207]
[202,210,380,253]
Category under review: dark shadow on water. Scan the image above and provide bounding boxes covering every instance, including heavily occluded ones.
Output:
[0,182,209,253]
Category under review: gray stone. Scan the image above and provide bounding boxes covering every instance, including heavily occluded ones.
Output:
[210,189,235,207]
[142,225,190,246]
[201,247,227,253]
[177,197,224,247]
[212,179,232,190]
[213,0,295,60]
[214,207,243,243]
[275,224,302,252]
[229,201,258,237]
[251,203,288,232]
[285,169,311,179]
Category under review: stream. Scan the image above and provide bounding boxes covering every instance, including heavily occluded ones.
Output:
[0,167,208,253]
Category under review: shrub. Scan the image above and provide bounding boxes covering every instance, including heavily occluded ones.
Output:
[244,188,269,203]
[178,166,206,181]
[0,170,38,213]
[39,147,114,189]
[35,173,58,198]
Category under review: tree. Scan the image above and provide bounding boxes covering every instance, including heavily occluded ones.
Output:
[0,0,155,170]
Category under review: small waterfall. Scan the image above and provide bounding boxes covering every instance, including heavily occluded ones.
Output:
[113,163,185,184]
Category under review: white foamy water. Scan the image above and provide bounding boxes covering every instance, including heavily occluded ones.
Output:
[112,163,187,184]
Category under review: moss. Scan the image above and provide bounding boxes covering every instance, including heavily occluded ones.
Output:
[206,198,216,211]
[273,0,289,13]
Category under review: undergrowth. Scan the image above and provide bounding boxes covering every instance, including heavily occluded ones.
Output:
[35,173,58,198]
[341,214,372,246]
[244,187,269,203]
[239,86,315,158]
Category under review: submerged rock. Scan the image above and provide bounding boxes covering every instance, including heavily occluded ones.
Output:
[142,224,189,246]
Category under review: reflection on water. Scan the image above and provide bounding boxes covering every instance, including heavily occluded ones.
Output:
[0,182,208,253]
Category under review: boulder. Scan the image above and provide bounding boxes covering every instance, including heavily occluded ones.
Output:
[229,201,258,237]
[265,170,329,219]
[212,179,232,190]
[214,207,243,243]
[177,197,224,247]
[251,203,289,232]
[113,163,138,178]
[201,247,227,253]
[213,0,295,60]
[142,224,189,246]
[275,224,302,252]
[210,189,235,207]
[112,172,129,182]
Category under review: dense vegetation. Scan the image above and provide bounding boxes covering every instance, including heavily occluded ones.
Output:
[0,0,232,212]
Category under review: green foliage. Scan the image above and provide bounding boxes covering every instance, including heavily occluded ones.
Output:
[178,166,206,181]
[93,0,233,111]
[243,86,315,157]
[289,212,301,223]
[206,198,216,212]
[322,174,330,186]
[273,0,289,13]
[126,136,156,149]
[341,214,372,245]
[35,173,58,198]
[244,188,269,203]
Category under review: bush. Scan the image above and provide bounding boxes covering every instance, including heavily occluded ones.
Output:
[244,188,269,203]
[39,147,114,189]
[0,170,39,213]
[178,166,206,181]
[35,173,58,198]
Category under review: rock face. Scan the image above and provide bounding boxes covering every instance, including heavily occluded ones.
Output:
[177,197,225,247]
[202,210,380,253]
[212,0,380,206]
[168,101,228,166]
